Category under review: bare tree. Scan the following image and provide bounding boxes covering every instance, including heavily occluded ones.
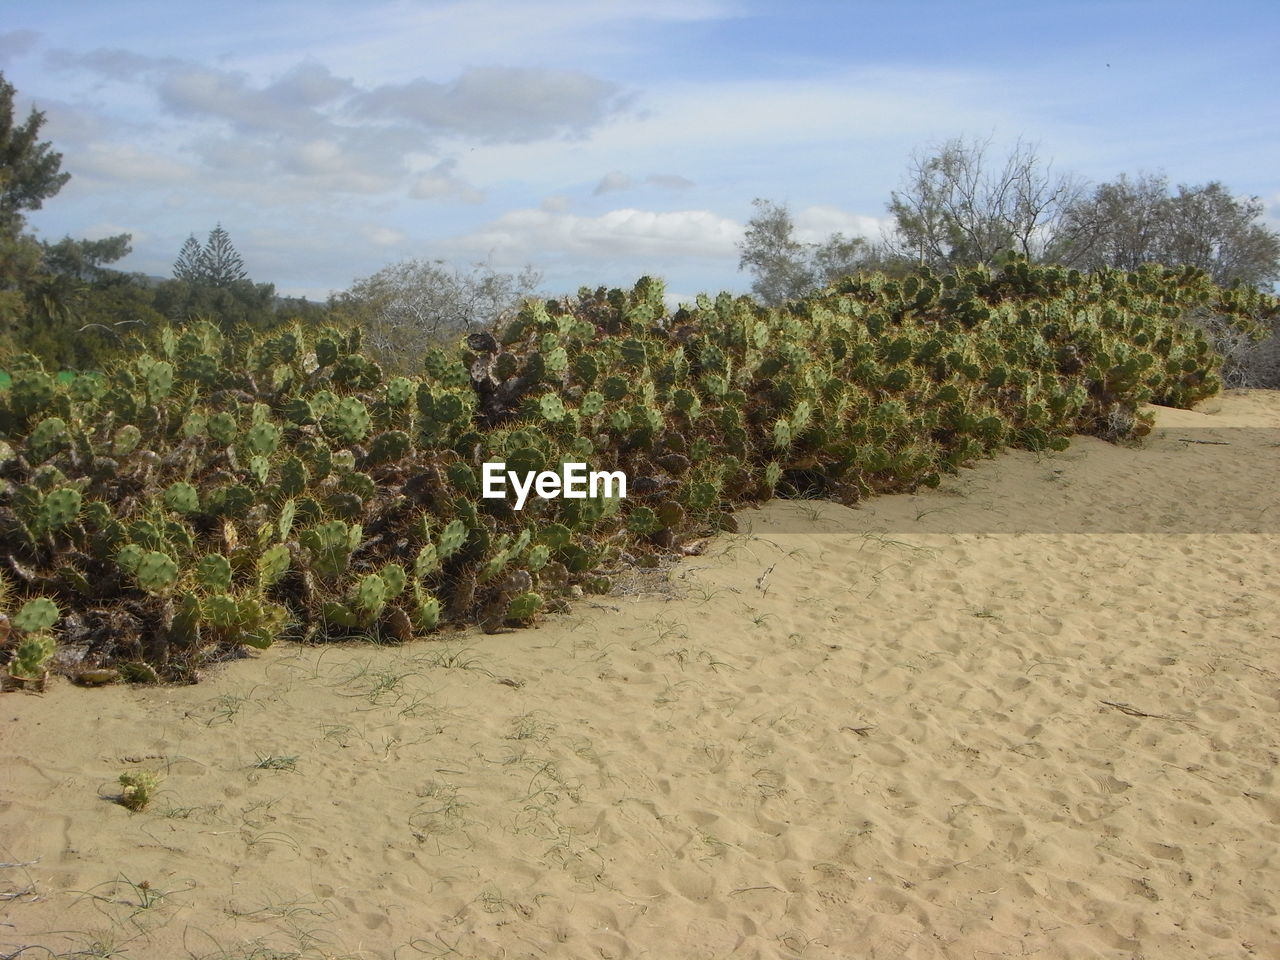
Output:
[887,136,1083,270]
[1055,174,1279,289]
[737,198,877,305]
[334,258,542,372]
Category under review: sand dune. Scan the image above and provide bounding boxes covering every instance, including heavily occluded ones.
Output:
[3,391,1278,959]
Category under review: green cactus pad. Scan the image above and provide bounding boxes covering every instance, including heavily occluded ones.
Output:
[134,551,179,594]
[196,554,234,592]
[13,597,60,634]
[257,544,291,588]
[40,488,82,531]
[505,592,544,624]
[162,482,201,514]
[437,519,468,560]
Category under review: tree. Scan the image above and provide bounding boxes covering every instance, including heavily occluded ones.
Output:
[172,234,203,282]
[738,200,816,305]
[0,71,71,238]
[199,223,247,287]
[737,199,877,306]
[0,72,142,366]
[887,137,1083,271]
[333,259,542,373]
[170,224,249,287]
[1056,174,1280,289]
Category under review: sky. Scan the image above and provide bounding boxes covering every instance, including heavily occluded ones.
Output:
[2,0,1278,304]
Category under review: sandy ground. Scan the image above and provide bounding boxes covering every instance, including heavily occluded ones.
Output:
[2,390,1278,960]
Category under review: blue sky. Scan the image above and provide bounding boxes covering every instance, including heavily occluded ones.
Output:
[2,0,1277,303]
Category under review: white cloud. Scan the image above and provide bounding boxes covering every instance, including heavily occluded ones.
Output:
[356,66,631,143]
[409,160,485,203]
[360,225,408,247]
[792,205,889,244]
[462,207,742,260]
[70,141,195,185]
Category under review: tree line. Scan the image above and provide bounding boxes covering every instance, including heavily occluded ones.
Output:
[0,72,323,369]
[2,67,1277,385]
[739,138,1280,386]
[739,137,1279,306]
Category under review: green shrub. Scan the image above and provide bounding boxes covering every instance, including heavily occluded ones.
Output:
[0,263,1271,681]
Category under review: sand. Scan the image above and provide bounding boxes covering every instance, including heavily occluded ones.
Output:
[2,390,1278,960]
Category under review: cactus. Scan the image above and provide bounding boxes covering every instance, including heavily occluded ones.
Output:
[141,359,174,401]
[245,422,281,457]
[384,376,415,408]
[26,416,69,462]
[330,397,371,443]
[414,543,440,579]
[315,335,340,367]
[283,397,316,425]
[526,543,550,571]
[134,551,178,594]
[207,412,238,445]
[506,592,544,624]
[9,631,56,679]
[197,554,234,592]
[772,418,792,450]
[627,506,660,535]
[10,369,56,420]
[572,352,599,384]
[537,394,566,423]
[202,593,241,629]
[257,544,291,589]
[602,376,629,401]
[381,563,406,598]
[248,455,271,486]
[178,352,219,386]
[205,484,254,520]
[411,583,441,630]
[366,430,411,465]
[163,482,201,515]
[117,770,160,811]
[353,574,387,618]
[112,424,143,457]
[39,488,82,533]
[686,480,718,512]
[279,455,309,496]
[883,368,913,392]
[300,520,361,581]
[579,391,605,418]
[13,597,60,634]
[436,519,468,561]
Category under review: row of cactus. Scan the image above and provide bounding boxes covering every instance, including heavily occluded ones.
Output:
[1,258,1274,683]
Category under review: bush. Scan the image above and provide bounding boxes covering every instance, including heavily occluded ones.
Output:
[0,260,1272,682]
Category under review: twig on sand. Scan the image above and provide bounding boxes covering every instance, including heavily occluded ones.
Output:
[841,725,877,737]
[1099,700,1193,723]
[755,563,776,595]
[730,885,783,895]
[1175,438,1230,445]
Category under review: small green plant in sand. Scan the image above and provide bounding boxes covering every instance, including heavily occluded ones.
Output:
[117,770,160,811]
[252,753,299,772]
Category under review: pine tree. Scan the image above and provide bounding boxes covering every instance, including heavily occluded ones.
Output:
[198,223,248,287]
[172,234,203,281]
[1,71,71,238]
